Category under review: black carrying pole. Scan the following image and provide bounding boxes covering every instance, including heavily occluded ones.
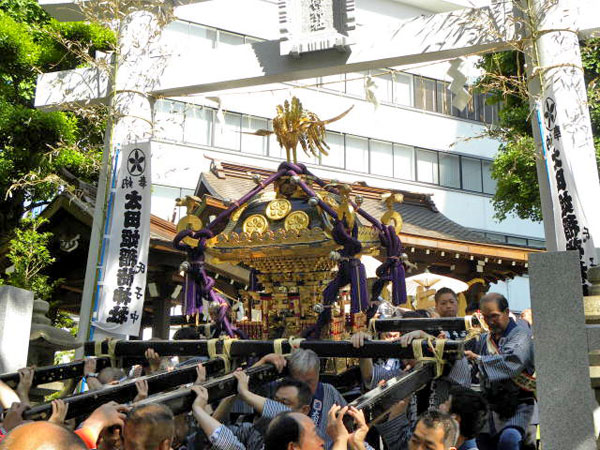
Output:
[133,363,282,416]
[24,358,225,421]
[372,316,481,334]
[85,339,464,362]
[348,362,436,423]
[0,358,111,388]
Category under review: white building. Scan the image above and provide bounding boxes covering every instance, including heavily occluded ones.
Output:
[148,0,544,310]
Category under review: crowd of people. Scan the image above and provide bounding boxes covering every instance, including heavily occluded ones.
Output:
[0,291,535,450]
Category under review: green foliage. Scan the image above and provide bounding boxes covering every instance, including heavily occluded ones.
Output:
[53,349,75,366]
[491,136,542,222]
[50,308,78,336]
[0,11,39,102]
[479,39,600,222]
[38,21,116,72]
[0,0,114,240]
[1,217,60,300]
[0,0,51,25]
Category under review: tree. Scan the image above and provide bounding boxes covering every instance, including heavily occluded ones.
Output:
[478,39,600,222]
[0,216,77,330]
[0,217,59,300]
[0,0,115,240]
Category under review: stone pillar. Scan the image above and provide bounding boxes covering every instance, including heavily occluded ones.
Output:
[529,251,597,449]
[0,286,34,372]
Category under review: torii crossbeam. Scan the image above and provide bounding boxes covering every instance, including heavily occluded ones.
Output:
[35,1,600,107]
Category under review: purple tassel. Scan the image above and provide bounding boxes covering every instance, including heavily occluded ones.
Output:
[303,220,366,337]
[375,225,408,306]
[390,261,407,306]
[349,258,369,313]
[183,272,201,316]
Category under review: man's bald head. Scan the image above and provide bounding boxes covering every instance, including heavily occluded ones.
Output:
[123,403,174,450]
[0,421,86,450]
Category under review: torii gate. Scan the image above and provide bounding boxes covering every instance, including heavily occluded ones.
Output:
[35,0,600,448]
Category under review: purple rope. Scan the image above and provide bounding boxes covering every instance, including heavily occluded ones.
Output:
[302,167,384,232]
[173,164,292,337]
[206,168,289,229]
[302,220,368,338]
[300,167,407,308]
[373,225,408,306]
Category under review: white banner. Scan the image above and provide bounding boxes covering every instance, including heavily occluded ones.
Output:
[537,95,596,288]
[94,142,151,336]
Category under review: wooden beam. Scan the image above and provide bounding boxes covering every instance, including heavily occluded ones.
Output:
[25,358,226,420]
[85,339,464,361]
[372,316,481,334]
[0,358,111,388]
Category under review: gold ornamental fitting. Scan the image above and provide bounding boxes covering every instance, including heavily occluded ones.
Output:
[381,192,404,233]
[284,211,310,232]
[176,215,203,246]
[231,204,247,222]
[243,214,269,234]
[266,199,292,220]
[381,211,403,234]
[322,194,338,209]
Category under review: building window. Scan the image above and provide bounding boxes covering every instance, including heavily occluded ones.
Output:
[164,21,190,50]
[393,144,414,180]
[461,156,483,192]
[414,76,436,112]
[393,72,413,106]
[479,230,546,248]
[485,232,506,243]
[453,90,478,121]
[184,104,212,146]
[346,72,367,98]
[245,36,262,44]
[436,81,452,115]
[154,100,185,142]
[439,153,460,188]
[507,236,528,246]
[267,120,283,159]
[157,100,499,197]
[479,93,499,124]
[296,140,318,164]
[241,115,268,155]
[345,135,369,173]
[320,131,345,168]
[371,71,393,103]
[416,148,439,184]
[319,74,345,92]
[214,111,241,150]
[482,160,496,194]
[188,23,217,51]
[370,139,394,177]
[217,30,245,47]
[528,239,545,248]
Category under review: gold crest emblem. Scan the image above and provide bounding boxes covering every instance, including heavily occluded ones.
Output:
[284,211,310,232]
[265,199,292,220]
[176,215,203,247]
[242,214,269,234]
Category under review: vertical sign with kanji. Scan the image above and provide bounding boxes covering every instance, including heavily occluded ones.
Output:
[538,96,596,290]
[94,142,151,336]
